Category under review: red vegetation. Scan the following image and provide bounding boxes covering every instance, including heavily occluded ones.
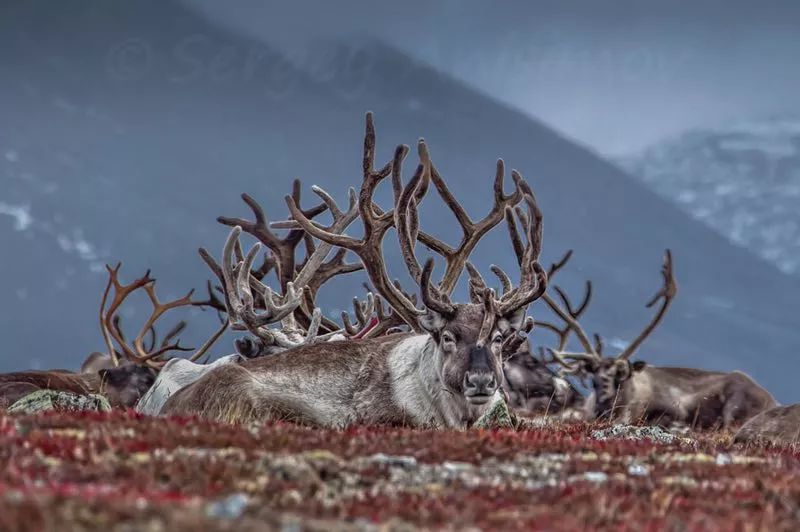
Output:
[0,409,799,531]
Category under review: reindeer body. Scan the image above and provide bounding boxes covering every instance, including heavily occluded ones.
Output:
[0,367,155,409]
[590,365,776,430]
[734,403,800,445]
[136,354,245,416]
[163,330,502,429]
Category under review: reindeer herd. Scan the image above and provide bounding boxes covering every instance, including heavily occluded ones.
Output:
[1,113,796,444]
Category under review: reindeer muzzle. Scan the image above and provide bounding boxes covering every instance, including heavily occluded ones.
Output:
[463,371,498,404]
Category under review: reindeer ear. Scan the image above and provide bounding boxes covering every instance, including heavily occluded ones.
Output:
[631,360,647,372]
[418,308,447,333]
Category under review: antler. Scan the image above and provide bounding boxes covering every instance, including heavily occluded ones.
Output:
[99,264,226,369]
[412,162,526,296]
[616,249,677,360]
[217,180,327,292]
[340,292,378,337]
[285,112,428,330]
[220,226,303,339]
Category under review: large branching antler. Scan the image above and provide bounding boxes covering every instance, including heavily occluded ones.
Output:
[285,113,428,330]
[206,226,342,351]
[99,264,227,369]
[412,163,526,296]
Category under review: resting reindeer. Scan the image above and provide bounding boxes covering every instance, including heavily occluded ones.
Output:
[547,251,776,430]
[733,404,800,446]
[161,113,548,428]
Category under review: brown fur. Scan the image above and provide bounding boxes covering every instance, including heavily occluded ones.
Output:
[734,404,800,445]
[503,342,583,416]
[585,361,776,430]
[0,366,156,409]
[163,303,519,428]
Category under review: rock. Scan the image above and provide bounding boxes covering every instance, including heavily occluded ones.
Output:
[205,493,249,520]
[590,424,692,445]
[473,397,515,430]
[7,390,112,414]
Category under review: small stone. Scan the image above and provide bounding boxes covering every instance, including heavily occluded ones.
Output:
[590,424,693,445]
[715,453,732,466]
[628,463,650,476]
[369,453,418,469]
[205,492,249,520]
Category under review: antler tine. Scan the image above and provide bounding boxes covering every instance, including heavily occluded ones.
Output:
[545,348,591,376]
[594,333,605,356]
[420,258,456,317]
[536,278,594,352]
[340,293,377,337]
[489,265,513,295]
[218,226,302,343]
[465,262,488,304]
[495,175,548,316]
[394,140,430,283]
[100,263,155,365]
[617,249,677,360]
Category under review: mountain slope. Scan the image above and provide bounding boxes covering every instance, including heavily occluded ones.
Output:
[2,0,800,402]
[620,117,800,275]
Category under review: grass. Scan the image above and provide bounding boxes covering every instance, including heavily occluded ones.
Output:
[0,409,799,531]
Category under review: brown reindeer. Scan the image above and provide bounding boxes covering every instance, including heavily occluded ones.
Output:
[161,113,548,428]
[733,404,800,446]
[547,251,776,430]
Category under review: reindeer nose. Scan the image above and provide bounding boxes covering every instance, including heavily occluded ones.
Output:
[464,371,498,397]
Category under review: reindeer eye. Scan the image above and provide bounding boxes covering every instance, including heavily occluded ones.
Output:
[441,331,456,344]
[491,332,503,344]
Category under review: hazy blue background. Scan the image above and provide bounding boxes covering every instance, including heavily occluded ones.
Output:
[2,0,800,402]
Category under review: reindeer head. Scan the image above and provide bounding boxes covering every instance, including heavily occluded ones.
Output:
[99,365,157,408]
[418,223,546,404]
[577,357,647,412]
[502,340,578,412]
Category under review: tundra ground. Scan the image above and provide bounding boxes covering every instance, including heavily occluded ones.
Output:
[0,410,798,531]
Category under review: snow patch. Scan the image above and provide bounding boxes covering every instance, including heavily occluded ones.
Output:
[0,202,33,231]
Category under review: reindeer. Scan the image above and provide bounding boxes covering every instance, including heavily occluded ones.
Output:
[733,404,800,446]
[546,251,776,430]
[161,113,548,428]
